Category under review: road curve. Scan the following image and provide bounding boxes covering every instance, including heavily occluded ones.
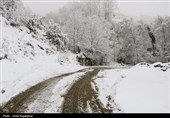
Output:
[0,67,126,113]
[0,69,87,113]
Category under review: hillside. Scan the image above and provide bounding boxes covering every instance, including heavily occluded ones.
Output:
[0,16,84,106]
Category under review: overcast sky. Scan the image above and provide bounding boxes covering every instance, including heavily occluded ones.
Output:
[23,0,170,17]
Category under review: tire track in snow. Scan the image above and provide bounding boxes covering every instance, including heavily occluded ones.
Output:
[0,69,87,113]
[62,69,113,113]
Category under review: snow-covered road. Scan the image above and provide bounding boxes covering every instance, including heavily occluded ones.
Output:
[1,63,169,113]
[1,68,89,113]
[1,67,127,113]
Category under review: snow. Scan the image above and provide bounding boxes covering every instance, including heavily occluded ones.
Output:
[85,101,93,113]
[0,16,85,106]
[93,62,170,113]
[116,62,170,113]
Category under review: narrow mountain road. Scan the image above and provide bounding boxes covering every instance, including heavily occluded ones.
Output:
[0,67,127,113]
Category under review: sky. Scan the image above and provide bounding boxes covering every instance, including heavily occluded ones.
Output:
[22,0,170,17]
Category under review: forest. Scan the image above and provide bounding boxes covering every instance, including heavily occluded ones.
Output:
[1,0,170,65]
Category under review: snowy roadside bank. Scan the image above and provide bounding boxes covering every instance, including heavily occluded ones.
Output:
[92,62,170,113]
[91,68,127,113]
[116,62,170,113]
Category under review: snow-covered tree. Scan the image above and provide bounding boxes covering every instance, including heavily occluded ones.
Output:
[46,20,67,51]
[153,16,170,62]
[45,1,169,65]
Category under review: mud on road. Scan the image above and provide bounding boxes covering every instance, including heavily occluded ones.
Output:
[0,69,86,113]
[62,69,113,113]
[0,68,123,113]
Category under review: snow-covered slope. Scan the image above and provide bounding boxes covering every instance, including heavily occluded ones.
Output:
[93,62,170,113]
[0,16,84,106]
